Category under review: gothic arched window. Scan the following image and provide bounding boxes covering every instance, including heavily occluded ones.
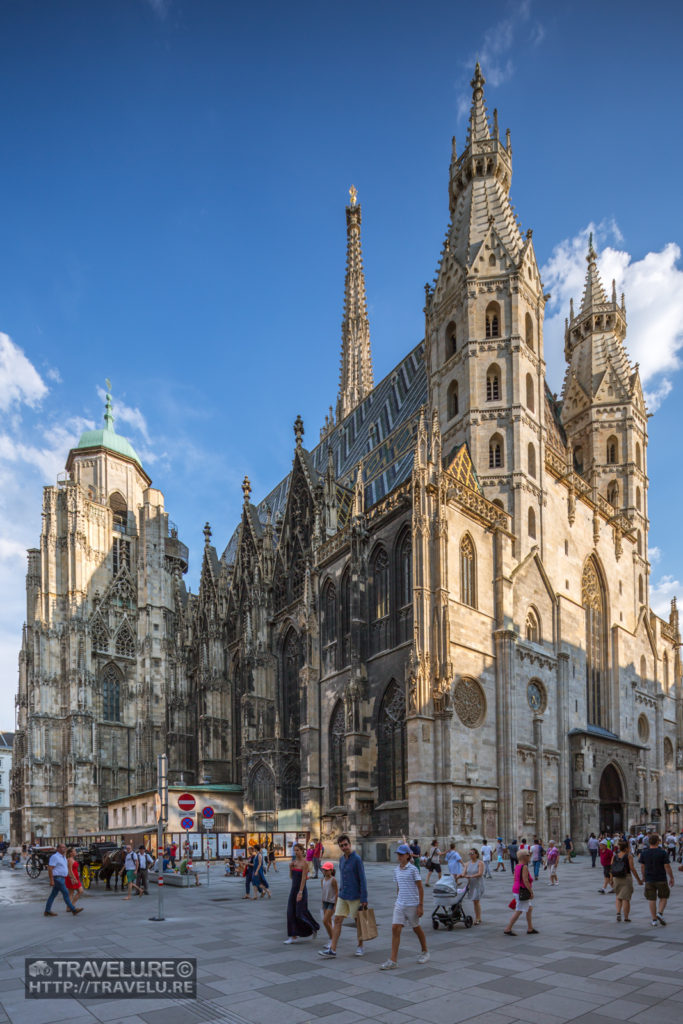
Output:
[638,575,644,603]
[251,763,275,811]
[525,312,534,350]
[446,320,457,357]
[321,580,337,672]
[528,442,536,479]
[460,534,476,608]
[607,480,619,507]
[115,621,136,659]
[91,616,109,654]
[281,763,299,810]
[489,433,503,469]
[341,566,351,666]
[329,700,346,808]
[101,662,122,722]
[528,507,537,539]
[486,363,501,402]
[109,491,128,531]
[485,302,500,339]
[370,546,390,654]
[526,373,534,412]
[574,445,584,475]
[281,628,301,737]
[606,435,618,465]
[583,557,608,728]
[396,530,413,644]
[525,608,540,643]
[378,680,406,803]
[448,380,459,419]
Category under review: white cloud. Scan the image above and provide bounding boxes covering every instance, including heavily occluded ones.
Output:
[456,1,544,118]
[541,222,683,409]
[648,546,662,565]
[650,574,680,619]
[0,333,48,411]
[46,367,62,383]
[144,0,169,18]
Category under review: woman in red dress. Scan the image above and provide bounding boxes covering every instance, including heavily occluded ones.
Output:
[65,847,84,905]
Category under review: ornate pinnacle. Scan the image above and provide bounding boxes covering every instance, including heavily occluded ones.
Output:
[471,61,485,96]
[104,379,115,431]
[349,184,358,206]
[587,232,596,261]
[293,414,304,447]
[203,522,212,545]
[241,475,251,503]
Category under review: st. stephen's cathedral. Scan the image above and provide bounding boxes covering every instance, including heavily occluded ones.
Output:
[12,67,683,854]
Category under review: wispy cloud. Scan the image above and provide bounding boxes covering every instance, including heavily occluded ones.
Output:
[96,385,151,444]
[541,221,683,410]
[0,333,48,411]
[144,0,169,19]
[456,1,545,118]
[650,574,680,619]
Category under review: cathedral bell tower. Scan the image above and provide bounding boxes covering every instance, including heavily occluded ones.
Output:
[425,64,548,557]
[560,238,649,605]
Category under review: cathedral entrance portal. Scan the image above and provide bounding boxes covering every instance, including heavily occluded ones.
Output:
[599,763,624,833]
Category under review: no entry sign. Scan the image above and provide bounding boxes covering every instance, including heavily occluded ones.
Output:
[180,816,194,831]
[177,793,195,812]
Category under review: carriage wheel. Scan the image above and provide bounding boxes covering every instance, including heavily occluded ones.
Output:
[464,915,473,928]
[81,864,91,890]
[432,919,439,930]
[26,855,41,879]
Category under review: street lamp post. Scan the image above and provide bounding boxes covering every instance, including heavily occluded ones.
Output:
[149,753,168,922]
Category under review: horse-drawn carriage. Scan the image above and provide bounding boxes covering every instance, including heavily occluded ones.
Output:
[25,841,128,890]
[78,842,120,889]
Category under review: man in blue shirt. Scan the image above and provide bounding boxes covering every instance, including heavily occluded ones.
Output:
[318,834,368,959]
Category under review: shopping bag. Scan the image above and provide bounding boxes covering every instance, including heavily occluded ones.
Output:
[356,907,378,941]
[508,898,517,910]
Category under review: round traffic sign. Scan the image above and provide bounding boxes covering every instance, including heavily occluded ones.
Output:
[180,816,194,831]
[178,793,196,812]
[202,806,214,819]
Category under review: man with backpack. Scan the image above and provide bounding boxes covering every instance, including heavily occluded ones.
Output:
[123,845,143,899]
[136,845,154,894]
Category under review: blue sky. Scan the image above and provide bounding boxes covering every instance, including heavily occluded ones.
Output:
[1,0,682,729]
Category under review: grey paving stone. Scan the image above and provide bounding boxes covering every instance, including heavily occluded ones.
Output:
[138,1009,222,1024]
[548,956,608,976]
[258,976,338,1002]
[483,976,552,998]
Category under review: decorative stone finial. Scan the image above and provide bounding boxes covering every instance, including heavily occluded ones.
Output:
[471,62,485,97]
[492,108,499,138]
[294,414,304,447]
[242,475,251,503]
[349,184,358,206]
[451,135,457,161]
[203,522,212,545]
[104,379,115,431]
[587,232,596,261]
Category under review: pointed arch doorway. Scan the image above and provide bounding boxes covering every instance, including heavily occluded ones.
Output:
[599,763,624,833]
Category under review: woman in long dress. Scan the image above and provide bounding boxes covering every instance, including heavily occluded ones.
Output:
[284,843,320,944]
[457,848,485,925]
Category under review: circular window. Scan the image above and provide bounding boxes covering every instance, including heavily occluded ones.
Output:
[637,714,650,743]
[453,677,486,728]
[527,680,547,713]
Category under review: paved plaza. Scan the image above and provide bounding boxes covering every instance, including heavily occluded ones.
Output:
[0,854,682,1024]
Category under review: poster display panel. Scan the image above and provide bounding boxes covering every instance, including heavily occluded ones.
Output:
[218,833,232,856]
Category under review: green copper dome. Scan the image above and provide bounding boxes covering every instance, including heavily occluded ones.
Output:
[76,383,143,468]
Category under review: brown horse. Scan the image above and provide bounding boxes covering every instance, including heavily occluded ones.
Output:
[99,847,127,891]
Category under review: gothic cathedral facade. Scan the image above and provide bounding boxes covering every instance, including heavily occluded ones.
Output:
[12,67,683,851]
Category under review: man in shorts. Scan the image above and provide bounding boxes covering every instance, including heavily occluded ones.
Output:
[380,843,429,969]
[639,833,674,926]
[318,834,368,959]
[123,845,142,900]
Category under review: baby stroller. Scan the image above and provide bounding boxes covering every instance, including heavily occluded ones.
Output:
[431,876,473,930]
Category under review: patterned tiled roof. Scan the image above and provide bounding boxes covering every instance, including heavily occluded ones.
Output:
[223,342,426,564]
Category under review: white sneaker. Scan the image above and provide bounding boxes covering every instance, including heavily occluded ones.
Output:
[417,951,430,964]
[651,919,658,927]
[283,937,299,944]
[380,960,398,970]
[354,946,365,957]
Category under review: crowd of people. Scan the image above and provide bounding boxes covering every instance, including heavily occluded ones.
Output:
[32,825,681,960]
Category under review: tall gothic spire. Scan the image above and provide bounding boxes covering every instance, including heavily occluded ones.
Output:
[562,236,631,402]
[446,65,521,270]
[336,185,373,422]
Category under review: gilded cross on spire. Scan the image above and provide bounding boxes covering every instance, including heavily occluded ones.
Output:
[349,184,358,206]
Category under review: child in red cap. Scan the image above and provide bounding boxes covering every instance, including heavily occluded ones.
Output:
[320,862,338,951]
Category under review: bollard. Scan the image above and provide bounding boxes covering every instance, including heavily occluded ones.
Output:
[149,875,165,921]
